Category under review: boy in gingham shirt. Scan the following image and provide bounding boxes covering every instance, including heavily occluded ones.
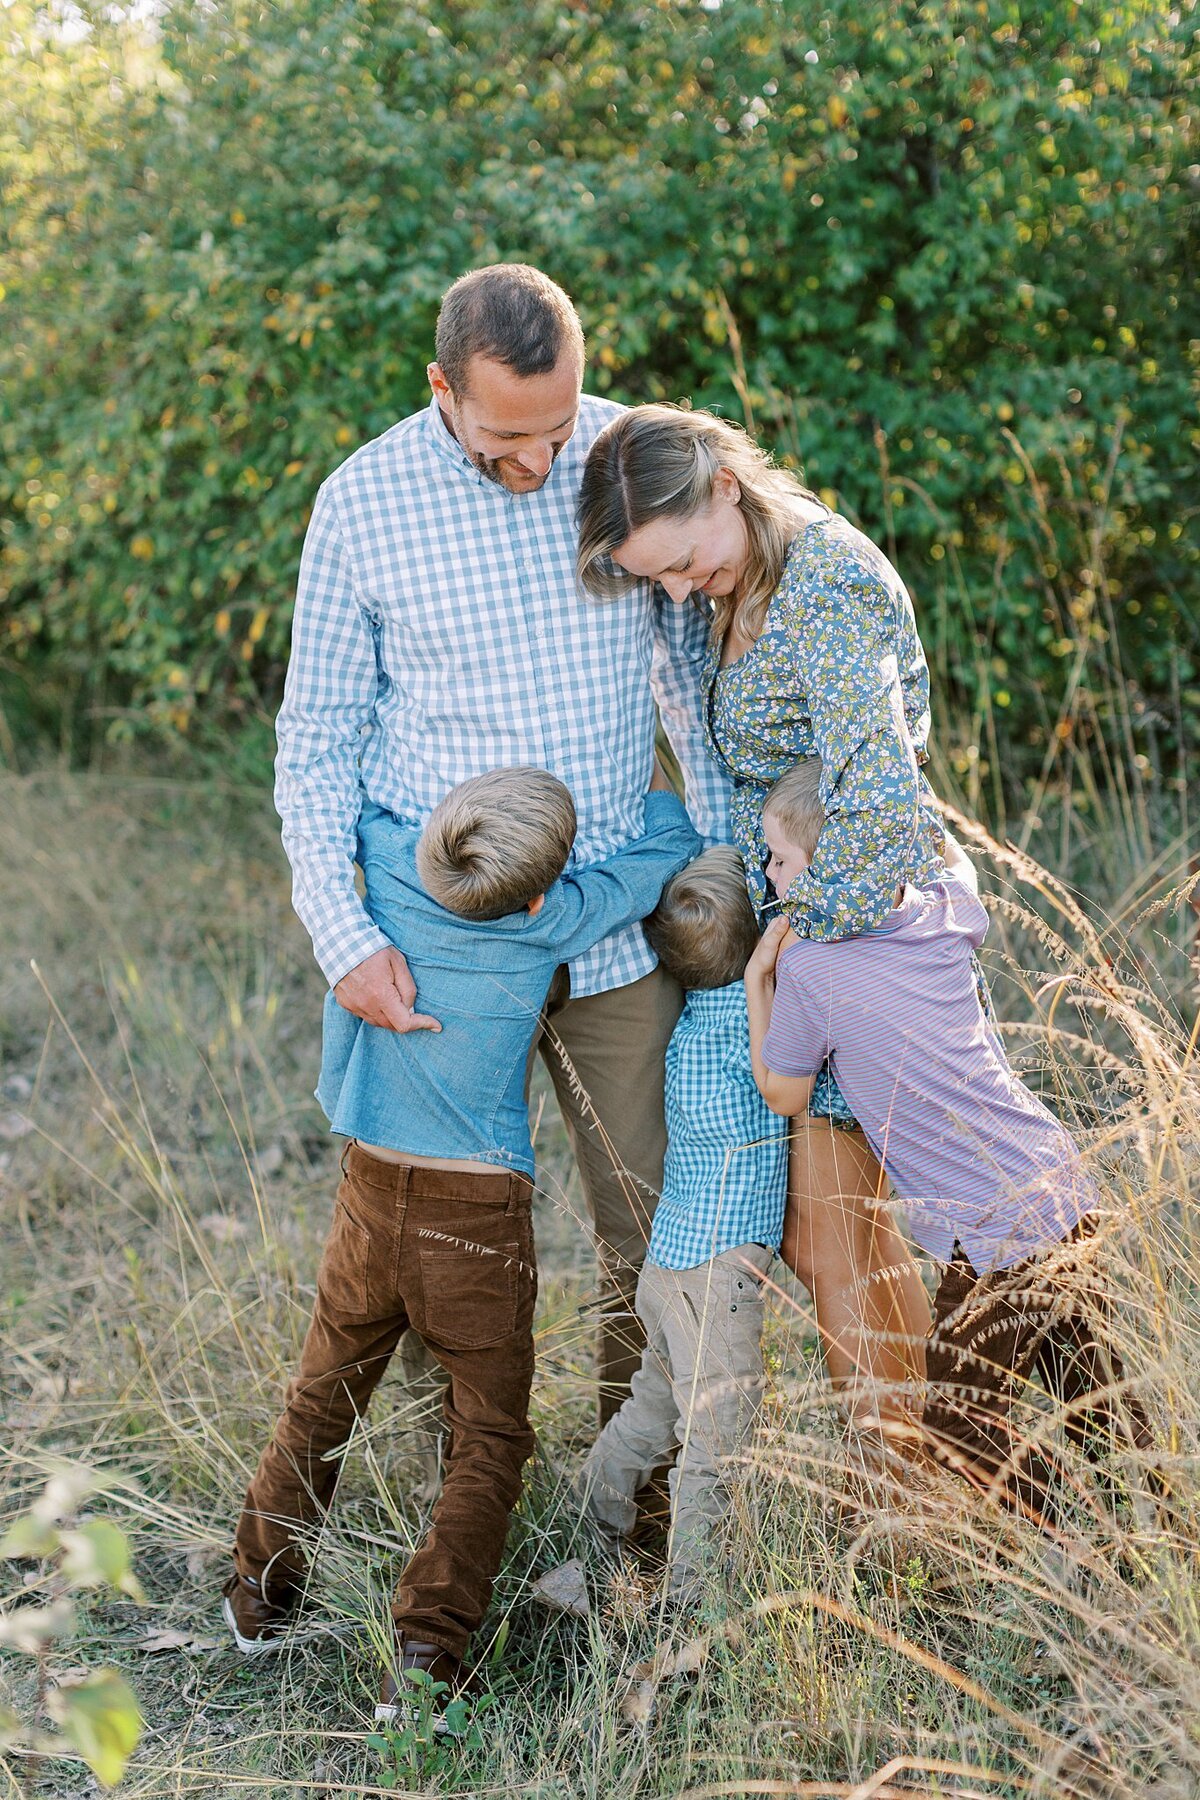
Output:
[576,848,788,1597]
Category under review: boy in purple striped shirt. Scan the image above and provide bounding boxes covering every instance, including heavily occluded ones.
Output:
[745,759,1155,1521]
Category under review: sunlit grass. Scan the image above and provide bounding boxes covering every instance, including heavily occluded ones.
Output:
[0,758,1197,1799]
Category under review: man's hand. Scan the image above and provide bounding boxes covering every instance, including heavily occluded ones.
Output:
[744,914,790,987]
[333,946,441,1032]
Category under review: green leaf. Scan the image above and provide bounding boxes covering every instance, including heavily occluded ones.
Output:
[49,1671,142,1790]
[0,1513,60,1559]
[59,1519,144,1600]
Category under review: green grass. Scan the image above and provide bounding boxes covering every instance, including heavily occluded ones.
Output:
[1,758,1198,1799]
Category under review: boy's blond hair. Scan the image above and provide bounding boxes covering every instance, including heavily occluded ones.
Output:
[645,846,759,990]
[416,767,577,920]
[763,758,825,860]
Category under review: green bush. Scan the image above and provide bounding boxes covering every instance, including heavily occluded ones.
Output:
[1,0,1196,783]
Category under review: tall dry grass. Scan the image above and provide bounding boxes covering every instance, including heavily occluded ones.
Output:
[0,683,1197,1795]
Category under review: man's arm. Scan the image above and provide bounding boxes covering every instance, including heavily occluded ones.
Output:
[650,595,732,842]
[275,485,436,1031]
[744,919,817,1116]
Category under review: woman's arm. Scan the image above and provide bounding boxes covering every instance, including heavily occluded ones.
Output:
[941,830,979,894]
[745,920,817,1117]
[778,551,934,941]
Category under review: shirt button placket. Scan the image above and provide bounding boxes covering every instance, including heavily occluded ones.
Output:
[511,497,553,766]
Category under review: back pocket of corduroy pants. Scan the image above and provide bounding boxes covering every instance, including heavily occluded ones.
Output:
[415,1236,524,1351]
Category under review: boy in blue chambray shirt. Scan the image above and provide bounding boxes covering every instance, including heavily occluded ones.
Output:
[575,847,789,1600]
[225,765,699,1729]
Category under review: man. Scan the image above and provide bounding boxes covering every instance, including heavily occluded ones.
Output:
[273,261,727,1476]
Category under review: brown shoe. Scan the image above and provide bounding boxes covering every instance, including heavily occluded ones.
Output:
[221,1571,298,1657]
[375,1637,470,1734]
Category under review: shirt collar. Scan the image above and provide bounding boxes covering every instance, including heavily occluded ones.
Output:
[420,393,488,483]
[417,392,576,500]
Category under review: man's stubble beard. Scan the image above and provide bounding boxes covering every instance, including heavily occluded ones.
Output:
[447,398,560,494]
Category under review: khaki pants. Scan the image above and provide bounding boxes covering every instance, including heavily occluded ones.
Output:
[399,962,683,1433]
[235,1147,537,1660]
[578,1244,773,1592]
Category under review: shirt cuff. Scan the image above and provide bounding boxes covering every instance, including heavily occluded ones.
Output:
[317,920,395,991]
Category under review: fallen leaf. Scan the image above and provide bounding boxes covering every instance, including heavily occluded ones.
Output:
[631,1630,711,1684]
[184,1545,221,1580]
[619,1679,656,1729]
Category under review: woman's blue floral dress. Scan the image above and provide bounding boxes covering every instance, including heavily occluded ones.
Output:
[703,512,946,1126]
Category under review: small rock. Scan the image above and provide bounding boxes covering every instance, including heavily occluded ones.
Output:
[532,1559,591,1618]
[0,1111,33,1142]
[139,1628,223,1654]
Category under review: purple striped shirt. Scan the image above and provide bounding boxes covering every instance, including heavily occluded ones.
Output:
[761,875,1096,1272]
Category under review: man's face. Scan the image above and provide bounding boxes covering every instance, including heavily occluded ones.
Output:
[429,352,582,493]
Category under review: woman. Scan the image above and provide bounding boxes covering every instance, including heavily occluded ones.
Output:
[577,405,951,1421]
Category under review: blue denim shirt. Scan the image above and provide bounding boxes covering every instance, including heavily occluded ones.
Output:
[317,793,702,1172]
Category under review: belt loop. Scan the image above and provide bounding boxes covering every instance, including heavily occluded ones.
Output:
[339,1141,353,1177]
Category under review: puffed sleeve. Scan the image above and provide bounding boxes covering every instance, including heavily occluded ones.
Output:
[776,549,932,940]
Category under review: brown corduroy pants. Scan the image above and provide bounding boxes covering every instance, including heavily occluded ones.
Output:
[234,1144,537,1659]
[922,1219,1155,1523]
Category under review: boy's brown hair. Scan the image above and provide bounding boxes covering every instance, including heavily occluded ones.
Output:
[763,757,825,860]
[645,846,759,990]
[416,767,577,920]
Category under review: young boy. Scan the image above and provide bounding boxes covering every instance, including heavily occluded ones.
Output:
[746,758,1155,1521]
[575,847,789,1599]
[224,767,700,1726]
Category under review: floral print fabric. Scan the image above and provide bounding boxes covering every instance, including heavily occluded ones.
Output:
[702,513,947,1128]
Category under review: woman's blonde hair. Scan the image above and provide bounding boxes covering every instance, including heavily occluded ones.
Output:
[576,404,819,645]
[644,846,759,990]
[416,767,577,920]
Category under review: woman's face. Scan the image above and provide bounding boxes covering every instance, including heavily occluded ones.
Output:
[610,473,748,604]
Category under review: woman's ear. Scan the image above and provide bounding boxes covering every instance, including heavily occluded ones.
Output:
[713,467,742,506]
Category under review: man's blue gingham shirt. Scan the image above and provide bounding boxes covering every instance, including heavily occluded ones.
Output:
[275,394,731,995]
[648,982,789,1271]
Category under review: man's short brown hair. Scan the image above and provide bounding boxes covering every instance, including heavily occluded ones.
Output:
[416,767,577,920]
[645,847,759,991]
[434,264,585,396]
[763,758,825,860]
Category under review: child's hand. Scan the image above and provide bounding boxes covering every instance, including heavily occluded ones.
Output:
[744,915,790,985]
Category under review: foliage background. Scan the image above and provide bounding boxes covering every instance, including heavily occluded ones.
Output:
[1,0,1198,812]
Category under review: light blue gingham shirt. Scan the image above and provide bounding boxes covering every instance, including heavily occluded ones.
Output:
[275,393,731,994]
[648,982,789,1271]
